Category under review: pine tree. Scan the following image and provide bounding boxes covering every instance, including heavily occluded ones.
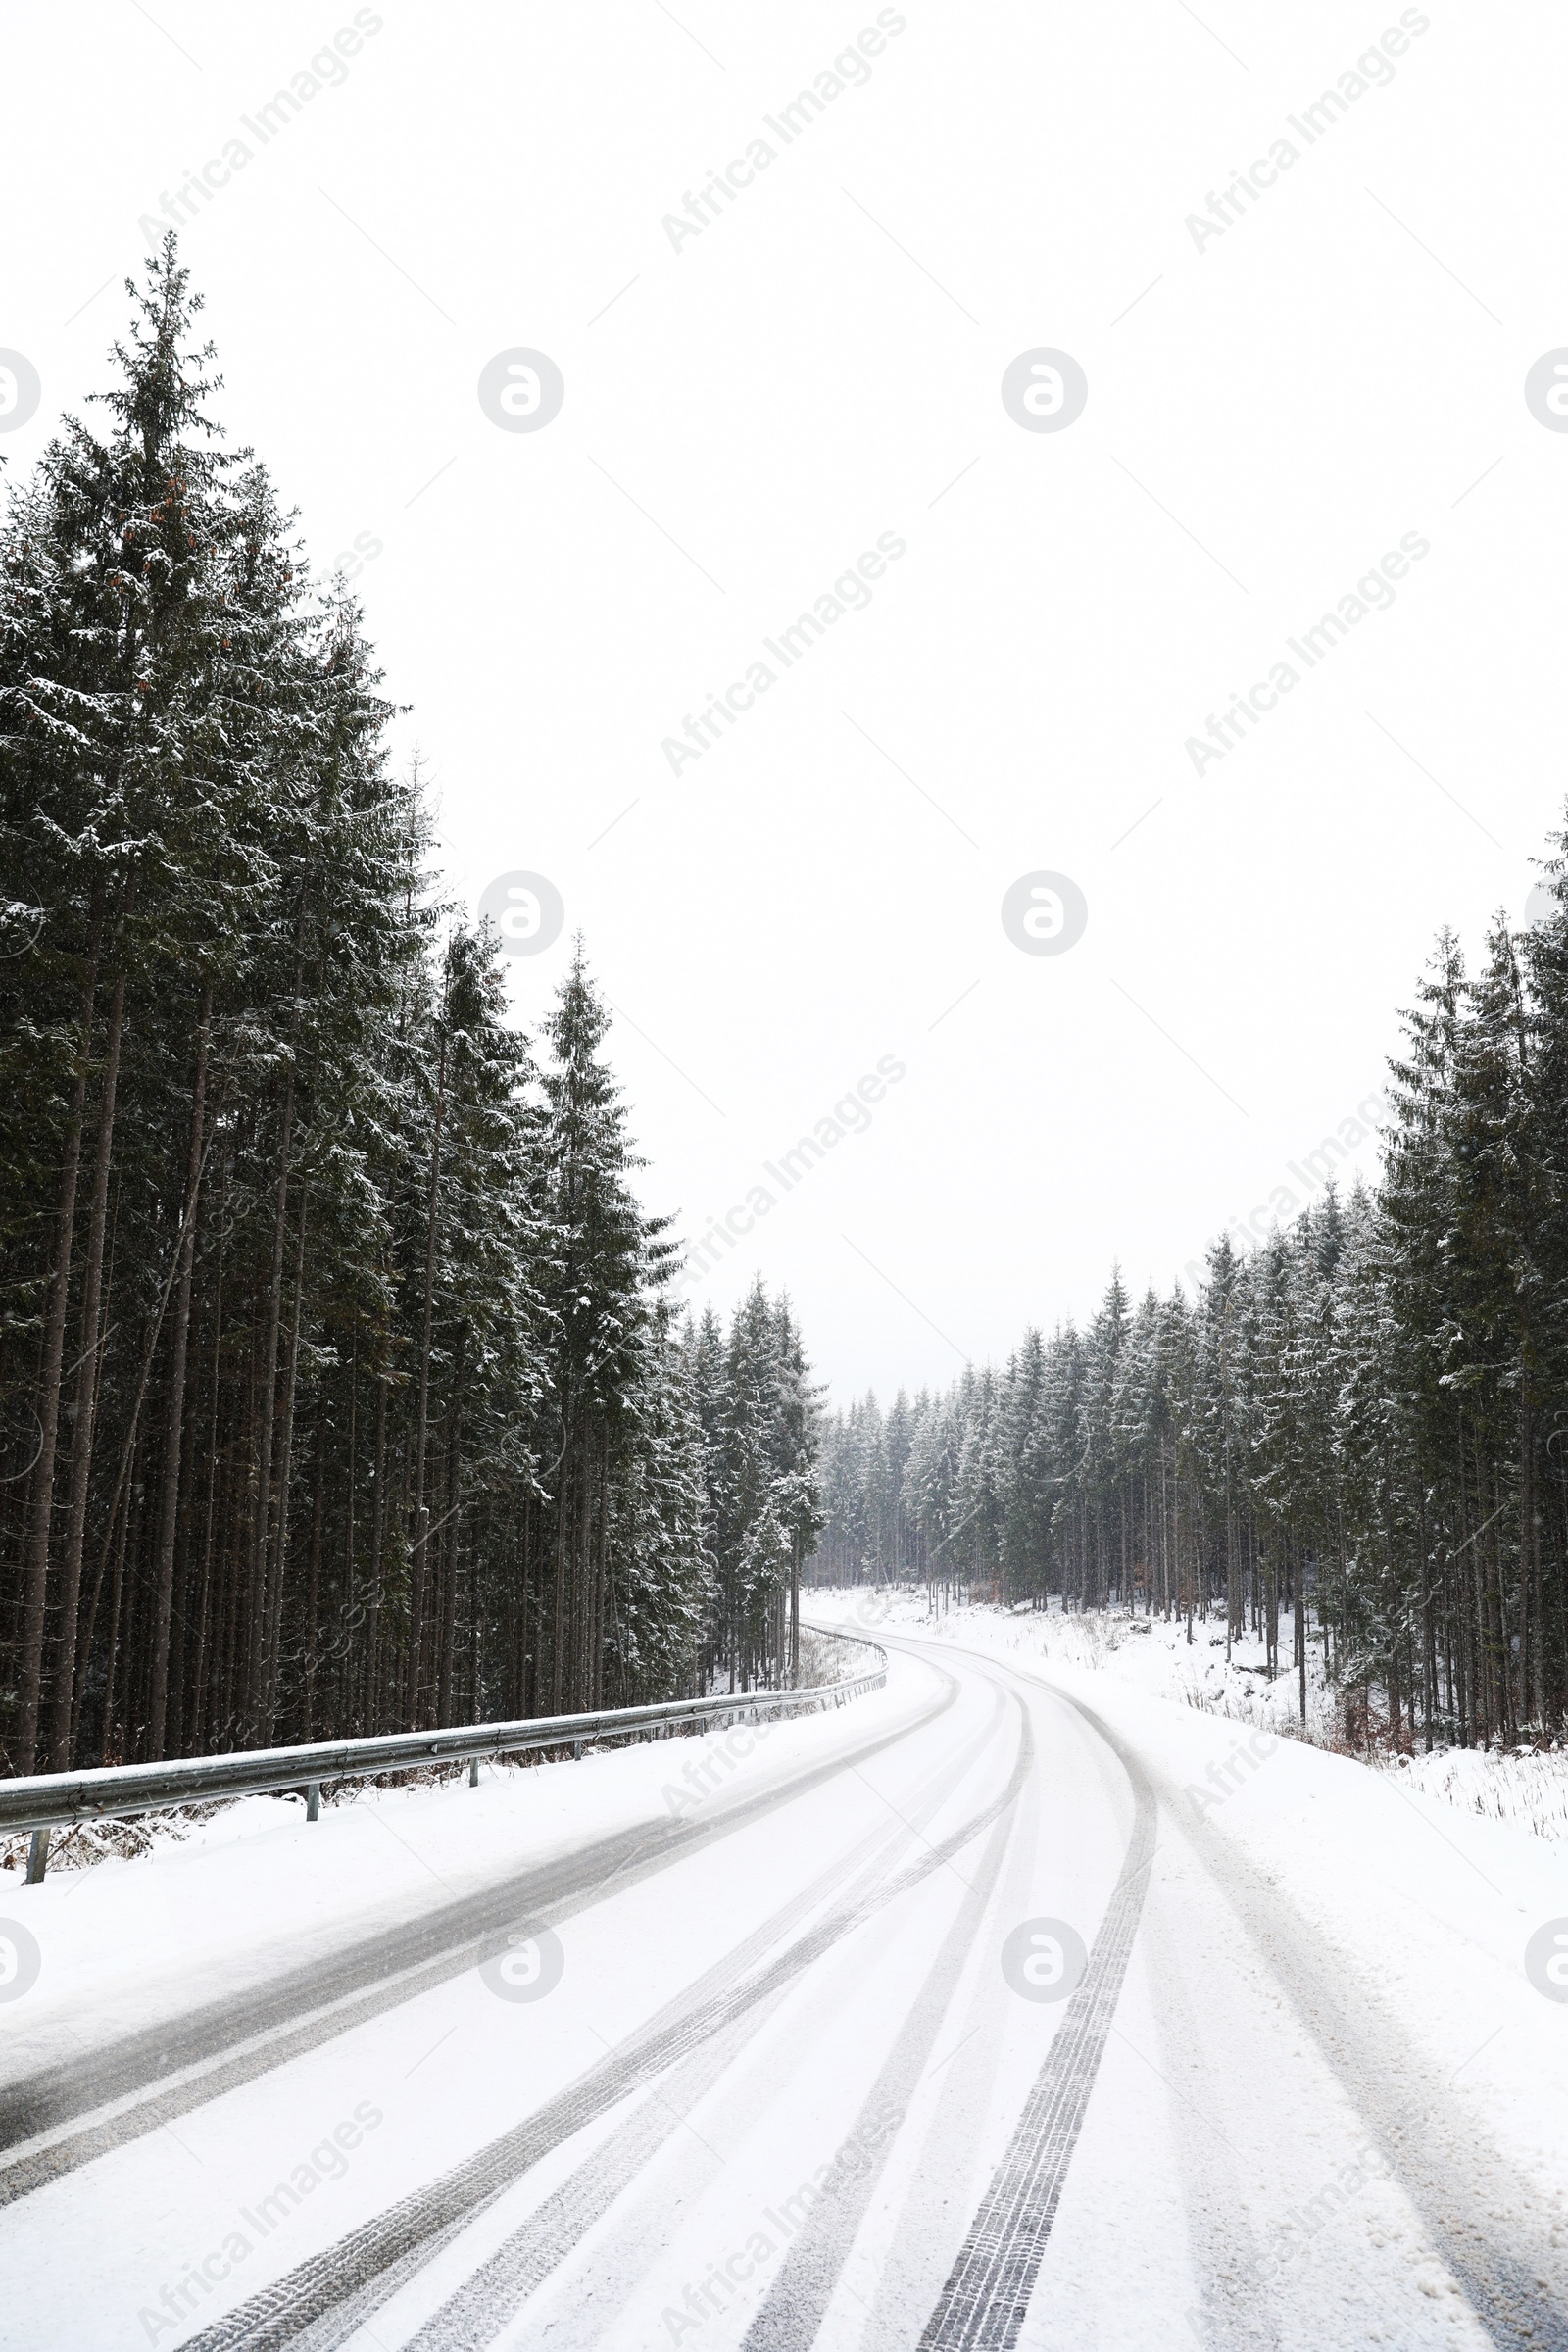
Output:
[0,250,824,1776]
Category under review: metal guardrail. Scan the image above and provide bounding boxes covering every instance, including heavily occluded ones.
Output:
[0,1625,886,1880]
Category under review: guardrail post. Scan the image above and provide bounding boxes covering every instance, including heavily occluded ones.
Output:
[25,1827,49,1884]
[469,1758,479,1788]
[306,1782,320,1823]
[572,1739,583,1760]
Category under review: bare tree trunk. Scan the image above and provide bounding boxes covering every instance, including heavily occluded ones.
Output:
[343,1325,359,1734]
[594,1419,609,1709]
[98,1451,135,1763]
[47,951,127,1768]
[262,1187,310,1737]
[147,984,212,1757]
[408,1017,449,1730]
[245,1064,295,1734]
[1523,1389,1544,1728]
[15,913,102,1770]
[550,1416,570,1715]
[437,1381,463,1728]
[367,1370,387,1731]
[189,1202,227,1754]
[303,1415,325,1739]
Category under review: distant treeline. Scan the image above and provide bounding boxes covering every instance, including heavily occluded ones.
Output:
[0,243,819,1775]
[811,841,1568,1752]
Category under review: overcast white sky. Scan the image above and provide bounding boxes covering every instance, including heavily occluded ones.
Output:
[4,2,1563,1403]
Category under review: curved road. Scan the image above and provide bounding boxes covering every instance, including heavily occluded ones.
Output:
[1,1628,1562,2350]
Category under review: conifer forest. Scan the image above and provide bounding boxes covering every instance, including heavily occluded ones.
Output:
[4,248,1567,1776]
[813,911,1568,1751]
[0,247,819,1774]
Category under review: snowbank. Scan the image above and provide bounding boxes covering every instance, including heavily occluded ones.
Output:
[808,1587,1568,1845]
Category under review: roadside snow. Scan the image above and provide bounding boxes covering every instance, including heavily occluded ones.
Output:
[0,1669,910,2079]
[813,1589,1568,1845]
[1376,1743,1568,1843]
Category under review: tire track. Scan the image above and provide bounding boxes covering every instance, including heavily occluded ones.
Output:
[399,1690,1028,2352]
[343,1677,1020,2352]
[915,1688,1157,2350]
[392,1995,796,2352]
[1160,1748,1568,2352]
[1142,1882,1281,2352]
[180,1683,1036,2352]
[854,1730,1046,2352]
[0,1664,957,2203]
[906,1629,1568,2352]
[739,1804,1020,2348]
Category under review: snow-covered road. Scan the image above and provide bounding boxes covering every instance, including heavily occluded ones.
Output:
[2,1624,1564,2350]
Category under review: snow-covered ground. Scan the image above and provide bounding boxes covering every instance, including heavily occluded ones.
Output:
[1,1615,1565,2349]
[1377,1741,1568,1844]
[820,1586,1568,1846]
